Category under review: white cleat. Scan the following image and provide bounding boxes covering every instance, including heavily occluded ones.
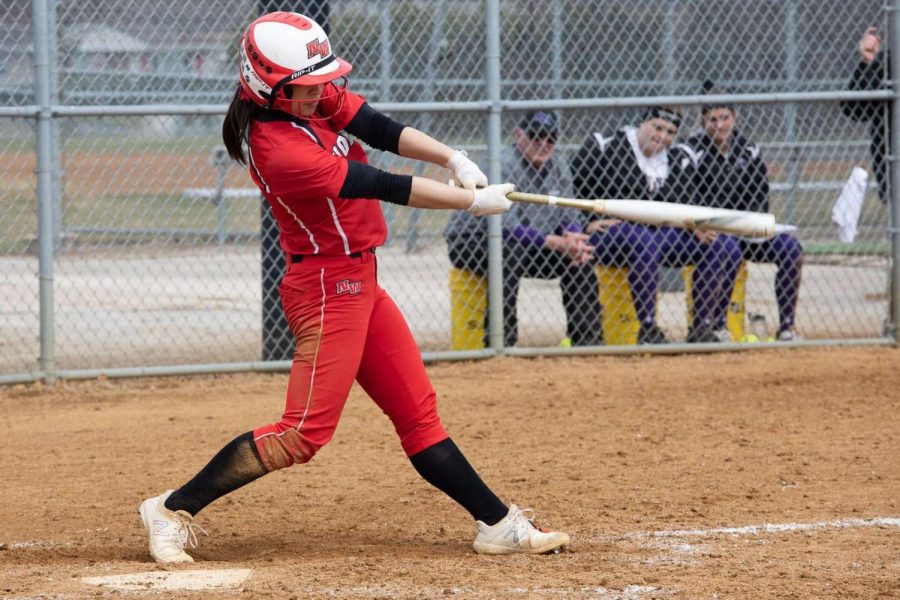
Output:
[138,490,206,564]
[777,329,801,342]
[473,504,570,555]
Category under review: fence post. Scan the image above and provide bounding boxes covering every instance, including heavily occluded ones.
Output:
[485,0,504,352]
[32,0,56,383]
[784,0,799,225]
[48,0,62,251]
[213,148,229,246]
[379,0,395,246]
[890,0,900,344]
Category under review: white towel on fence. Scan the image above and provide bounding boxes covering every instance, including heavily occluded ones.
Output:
[831,167,868,243]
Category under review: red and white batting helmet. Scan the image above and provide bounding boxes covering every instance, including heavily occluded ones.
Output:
[239,12,352,112]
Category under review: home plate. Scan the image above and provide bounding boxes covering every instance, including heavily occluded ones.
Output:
[82,568,252,591]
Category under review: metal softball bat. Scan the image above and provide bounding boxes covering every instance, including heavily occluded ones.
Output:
[506,191,776,238]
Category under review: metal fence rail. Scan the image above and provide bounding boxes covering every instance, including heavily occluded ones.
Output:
[0,0,896,384]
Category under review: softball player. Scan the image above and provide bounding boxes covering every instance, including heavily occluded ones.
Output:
[138,11,569,563]
[677,84,803,340]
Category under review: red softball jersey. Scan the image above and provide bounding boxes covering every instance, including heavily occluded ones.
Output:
[246,87,387,256]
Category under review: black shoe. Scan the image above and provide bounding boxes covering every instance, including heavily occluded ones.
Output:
[637,322,668,344]
[686,326,731,343]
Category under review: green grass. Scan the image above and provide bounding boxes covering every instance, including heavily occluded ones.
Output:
[804,241,890,256]
[61,135,223,155]
[0,191,264,254]
[62,192,260,232]
[0,189,38,255]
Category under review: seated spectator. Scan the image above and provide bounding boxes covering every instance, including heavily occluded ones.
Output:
[444,110,602,347]
[676,82,803,341]
[572,107,743,343]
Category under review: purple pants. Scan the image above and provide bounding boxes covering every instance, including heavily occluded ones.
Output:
[731,234,803,333]
[591,223,743,330]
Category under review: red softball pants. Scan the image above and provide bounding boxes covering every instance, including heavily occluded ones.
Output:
[252,250,448,471]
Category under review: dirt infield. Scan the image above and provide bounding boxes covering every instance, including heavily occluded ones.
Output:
[1,347,898,599]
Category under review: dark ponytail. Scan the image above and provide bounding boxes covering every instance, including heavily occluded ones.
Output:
[222,86,256,165]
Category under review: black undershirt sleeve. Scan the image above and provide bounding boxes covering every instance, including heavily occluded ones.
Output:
[340,161,412,206]
[344,102,406,153]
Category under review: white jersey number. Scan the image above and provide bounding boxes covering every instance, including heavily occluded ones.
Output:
[333,135,351,157]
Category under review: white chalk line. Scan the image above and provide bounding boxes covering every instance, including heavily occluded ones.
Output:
[588,516,900,543]
[290,584,660,598]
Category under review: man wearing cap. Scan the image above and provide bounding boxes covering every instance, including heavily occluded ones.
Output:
[444,110,602,347]
[675,82,804,341]
[572,107,743,343]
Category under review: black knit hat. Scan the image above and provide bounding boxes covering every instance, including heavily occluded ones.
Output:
[701,79,735,115]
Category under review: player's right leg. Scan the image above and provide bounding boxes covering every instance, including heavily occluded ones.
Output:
[139,254,375,563]
[354,287,570,554]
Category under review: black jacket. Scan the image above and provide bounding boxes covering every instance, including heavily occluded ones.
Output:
[672,130,770,213]
[571,129,682,213]
[841,52,889,203]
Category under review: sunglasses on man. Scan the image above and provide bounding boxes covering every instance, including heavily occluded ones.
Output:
[527,130,558,144]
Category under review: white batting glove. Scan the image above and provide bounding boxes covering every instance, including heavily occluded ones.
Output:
[445,150,488,190]
[468,183,514,216]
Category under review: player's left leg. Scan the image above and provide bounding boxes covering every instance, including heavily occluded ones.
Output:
[354,285,570,554]
[742,235,803,338]
[538,247,602,346]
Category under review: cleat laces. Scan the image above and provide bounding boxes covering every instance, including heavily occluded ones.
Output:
[508,506,540,542]
[171,512,209,550]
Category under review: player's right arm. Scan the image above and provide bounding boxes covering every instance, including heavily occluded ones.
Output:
[407,176,513,215]
[262,136,511,216]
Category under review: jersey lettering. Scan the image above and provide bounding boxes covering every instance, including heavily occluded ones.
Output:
[335,279,362,295]
[332,135,351,157]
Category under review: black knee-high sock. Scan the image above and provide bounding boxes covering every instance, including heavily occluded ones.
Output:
[164,431,268,516]
[409,438,508,525]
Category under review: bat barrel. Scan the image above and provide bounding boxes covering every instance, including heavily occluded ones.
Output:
[504,192,776,239]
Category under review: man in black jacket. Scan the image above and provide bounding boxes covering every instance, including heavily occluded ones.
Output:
[842,26,889,204]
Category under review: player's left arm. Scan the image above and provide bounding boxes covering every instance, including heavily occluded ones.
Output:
[399,127,487,190]
[343,102,487,190]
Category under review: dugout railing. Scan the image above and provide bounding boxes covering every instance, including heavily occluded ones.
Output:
[0,0,898,384]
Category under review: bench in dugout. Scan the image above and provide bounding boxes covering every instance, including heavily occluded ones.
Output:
[449,263,747,349]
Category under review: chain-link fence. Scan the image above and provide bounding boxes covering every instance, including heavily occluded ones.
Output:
[1,0,896,383]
